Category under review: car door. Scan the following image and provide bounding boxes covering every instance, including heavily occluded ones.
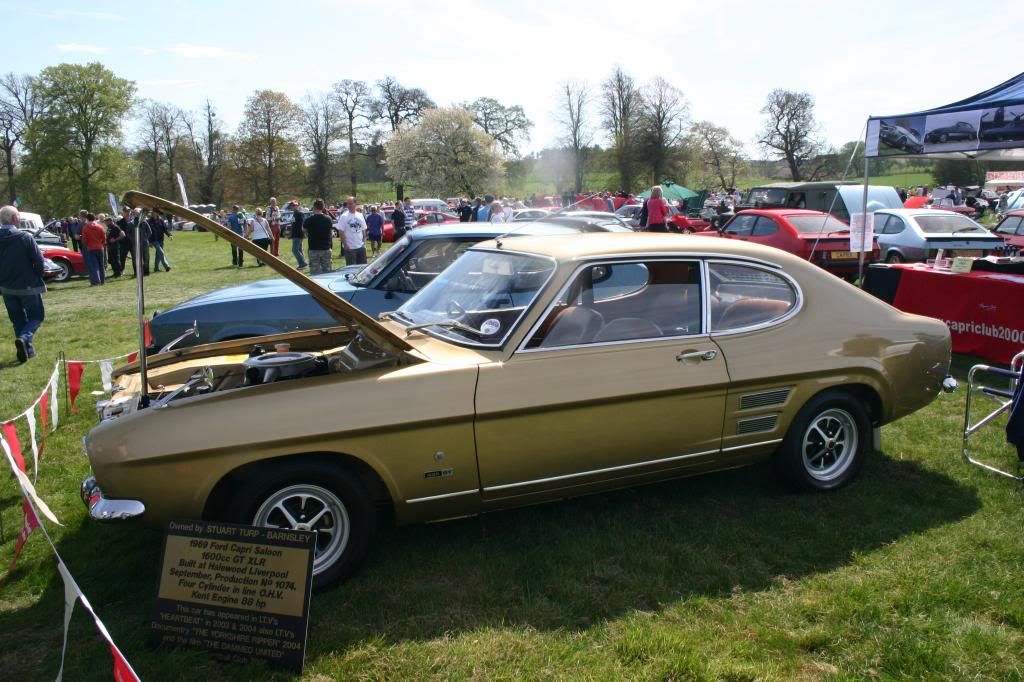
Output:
[474,259,729,501]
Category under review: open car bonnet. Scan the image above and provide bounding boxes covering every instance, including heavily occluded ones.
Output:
[121,191,413,355]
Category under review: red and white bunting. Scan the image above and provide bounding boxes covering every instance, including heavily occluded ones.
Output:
[25,408,39,482]
[7,498,40,574]
[49,366,60,429]
[67,361,85,413]
[0,432,61,526]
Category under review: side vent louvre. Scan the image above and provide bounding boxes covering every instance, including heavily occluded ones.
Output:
[736,415,778,435]
[739,387,791,410]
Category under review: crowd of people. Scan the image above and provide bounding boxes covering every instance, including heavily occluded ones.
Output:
[53,208,175,284]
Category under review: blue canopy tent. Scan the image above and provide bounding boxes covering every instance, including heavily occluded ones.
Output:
[854,72,1024,279]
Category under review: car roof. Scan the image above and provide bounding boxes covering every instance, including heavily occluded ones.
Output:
[471,232,797,263]
[877,208,967,218]
[406,219,625,241]
[741,208,832,218]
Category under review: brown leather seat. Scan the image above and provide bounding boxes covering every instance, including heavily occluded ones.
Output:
[716,298,791,330]
[541,307,605,347]
[592,317,664,344]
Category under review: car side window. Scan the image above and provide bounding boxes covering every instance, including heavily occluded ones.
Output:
[381,239,475,293]
[724,214,757,236]
[751,216,778,237]
[525,260,702,349]
[880,215,905,234]
[709,263,797,333]
[996,216,1020,235]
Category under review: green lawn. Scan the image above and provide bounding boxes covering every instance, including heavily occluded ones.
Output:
[1,232,1022,680]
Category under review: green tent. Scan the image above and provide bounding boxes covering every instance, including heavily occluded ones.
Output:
[638,182,698,201]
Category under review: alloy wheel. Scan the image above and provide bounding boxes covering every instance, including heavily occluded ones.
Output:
[801,408,858,482]
[253,484,350,575]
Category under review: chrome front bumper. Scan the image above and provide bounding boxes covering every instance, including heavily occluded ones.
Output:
[80,476,146,520]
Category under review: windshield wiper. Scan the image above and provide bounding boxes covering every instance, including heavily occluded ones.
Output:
[403,318,486,338]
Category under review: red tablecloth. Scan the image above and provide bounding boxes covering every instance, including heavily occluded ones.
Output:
[889,263,1024,363]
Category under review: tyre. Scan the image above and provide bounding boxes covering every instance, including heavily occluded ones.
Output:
[774,390,870,492]
[939,133,949,143]
[225,460,376,590]
[52,258,72,282]
[885,250,904,263]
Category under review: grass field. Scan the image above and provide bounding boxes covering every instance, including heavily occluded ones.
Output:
[1,232,1022,681]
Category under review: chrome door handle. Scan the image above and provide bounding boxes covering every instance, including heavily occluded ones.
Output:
[676,350,717,362]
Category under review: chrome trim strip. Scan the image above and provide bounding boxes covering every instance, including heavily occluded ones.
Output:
[563,251,785,270]
[405,489,479,504]
[483,448,720,492]
[515,257,707,354]
[720,438,782,453]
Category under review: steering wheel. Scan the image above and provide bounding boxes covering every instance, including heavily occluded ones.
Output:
[447,300,467,318]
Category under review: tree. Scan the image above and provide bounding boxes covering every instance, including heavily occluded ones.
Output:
[236,89,302,201]
[0,73,41,203]
[464,97,532,157]
[332,79,374,196]
[692,121,747,190]
[757,89,824,181]
[638,77,690,186]
[385,108,502,198]
[137,100,184,198]
[28,62,135,209]
[376,76,435,200]
[600,66,642,191]
[300,91,343,200]
[933,158,985,187]
[182,100,225,205]
[555,81,591,193]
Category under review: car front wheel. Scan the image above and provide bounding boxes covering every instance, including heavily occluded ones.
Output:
[51,258,72,282]
[226,461,376,590]
[775,390,870,492]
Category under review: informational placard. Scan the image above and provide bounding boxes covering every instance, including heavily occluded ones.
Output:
[849,213,875,252]
[152,520,314,673]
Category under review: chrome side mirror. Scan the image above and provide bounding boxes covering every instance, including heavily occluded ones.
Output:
[158,320,200,354]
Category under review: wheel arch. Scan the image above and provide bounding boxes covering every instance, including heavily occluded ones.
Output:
[203,451,395,522]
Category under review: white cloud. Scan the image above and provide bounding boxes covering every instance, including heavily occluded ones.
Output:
[166,44,256,62]
[55,43,108,54]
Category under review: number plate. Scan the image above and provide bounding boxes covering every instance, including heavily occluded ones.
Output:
[830,250,858,259]
[950,249,982,257]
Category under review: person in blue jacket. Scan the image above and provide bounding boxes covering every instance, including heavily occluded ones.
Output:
[0,205,46,363]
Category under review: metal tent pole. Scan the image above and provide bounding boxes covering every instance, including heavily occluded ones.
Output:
[134,214,150,408]
[858,122,871,287]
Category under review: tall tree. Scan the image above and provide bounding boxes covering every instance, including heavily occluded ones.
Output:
[332,79,374,196]
[0,73,41,203]
[137,100,183,197]
[385,107,502,198]
[555,81,591,193]
[638,77,690,185]
[236,89,302,201]
[692,121,747,190]
[376,76,434,200]
[464,97,532,157]
[600,66,641,191]
[757,89,823,181]
[182,100,225,205]
[300,91,343,200]
[29,62,135,209]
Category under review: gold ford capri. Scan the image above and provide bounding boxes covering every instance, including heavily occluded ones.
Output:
[82,192,955,588]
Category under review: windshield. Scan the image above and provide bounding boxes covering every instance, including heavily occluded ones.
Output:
[745,188,788,206]
[394,249,556,347]
[351,235,412,285]
[787,215,850,234]
[914,214,986,234]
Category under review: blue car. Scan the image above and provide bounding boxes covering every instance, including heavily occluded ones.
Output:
[149,219,631,350]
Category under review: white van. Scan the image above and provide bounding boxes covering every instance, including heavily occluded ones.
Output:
[410,198,455,214]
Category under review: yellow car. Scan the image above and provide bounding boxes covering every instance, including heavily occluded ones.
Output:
[82,192,954,588]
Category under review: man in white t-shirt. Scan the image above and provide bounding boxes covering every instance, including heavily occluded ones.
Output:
[338,197,368,265]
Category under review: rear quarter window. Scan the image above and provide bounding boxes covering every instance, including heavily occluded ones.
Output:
[709,263,799,332]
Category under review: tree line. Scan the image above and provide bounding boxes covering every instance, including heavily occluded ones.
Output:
[2,61,979,217]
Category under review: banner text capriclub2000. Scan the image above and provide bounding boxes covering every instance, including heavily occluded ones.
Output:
[945,319,1024,344]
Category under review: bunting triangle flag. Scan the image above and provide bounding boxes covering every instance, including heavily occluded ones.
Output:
[6,498,40,574]
[24,408,38,482]
[50,367,60,428]
[67,361,85,413]
[38,388,49,460]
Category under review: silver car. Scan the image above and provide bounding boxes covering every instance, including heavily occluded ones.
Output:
[874,209,1004,262]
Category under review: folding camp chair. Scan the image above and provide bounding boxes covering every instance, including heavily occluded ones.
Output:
[962,350,1024,481]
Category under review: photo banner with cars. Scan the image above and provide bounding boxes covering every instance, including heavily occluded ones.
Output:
[866,72,1024,159]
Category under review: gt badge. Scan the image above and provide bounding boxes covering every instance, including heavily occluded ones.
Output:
[424,468,454,479]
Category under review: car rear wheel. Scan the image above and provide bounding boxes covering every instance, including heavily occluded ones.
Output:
[885,251,904,263]
[774,390,870,492]
[226,460,376,590]
[51,258,72,282]
[939,133,949,142]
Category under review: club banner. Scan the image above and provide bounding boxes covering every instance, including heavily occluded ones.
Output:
[866,72,1024,160]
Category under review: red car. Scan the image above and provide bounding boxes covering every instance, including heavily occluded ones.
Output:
[38,244,86,282]
[993,209,1024,249]
[697,209,878,277]
[415,210,460,226]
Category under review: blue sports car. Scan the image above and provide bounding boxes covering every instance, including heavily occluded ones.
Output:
[149,218,632,350]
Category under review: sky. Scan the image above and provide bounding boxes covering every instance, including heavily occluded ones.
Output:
[6,0,1021,158]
